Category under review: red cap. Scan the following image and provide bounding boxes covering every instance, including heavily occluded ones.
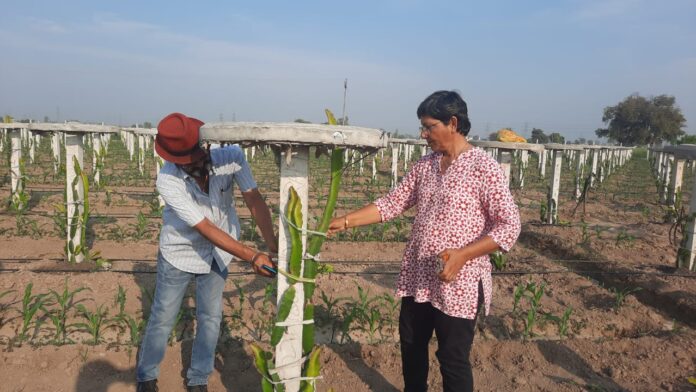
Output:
[155,113,206,164]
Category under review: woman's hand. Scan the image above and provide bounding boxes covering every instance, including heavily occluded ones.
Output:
[327,215,348,237]
[251,252,277,278]
[437,248,468,283]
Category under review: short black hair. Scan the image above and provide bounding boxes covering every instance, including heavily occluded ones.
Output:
[417,90,471,136]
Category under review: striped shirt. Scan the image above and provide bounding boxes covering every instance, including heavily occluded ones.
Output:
[156,145,257,274]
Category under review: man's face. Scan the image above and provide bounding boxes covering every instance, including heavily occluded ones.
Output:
[177,153,210,178]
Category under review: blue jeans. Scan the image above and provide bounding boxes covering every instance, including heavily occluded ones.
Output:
[137,253,228,386]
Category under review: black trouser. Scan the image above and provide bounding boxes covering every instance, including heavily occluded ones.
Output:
[399,282,482,392]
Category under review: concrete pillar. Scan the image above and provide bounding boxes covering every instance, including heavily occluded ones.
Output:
[575,150,585,200]
[65,134,85,263]
[518,150,528,188]
[547,150,563,224]
[275,146,309,392]
[92,134,102,186]
[10,130,23,209]
[372,154,377,180]
[678,169,696,271]
[138,134,146,175]
[52,132,61,173]
[30,132,40,164]
[659,154,674,204]
[660,155,674,204]
[539,150,547,179]
[391,145,399,188]
[667,159,685,208]
[497,150,512,187]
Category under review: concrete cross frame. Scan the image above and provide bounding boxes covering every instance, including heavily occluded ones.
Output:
[199,121,388,392]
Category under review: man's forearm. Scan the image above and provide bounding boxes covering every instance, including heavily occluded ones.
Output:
[193,218,257,262]
[243,189,278,252]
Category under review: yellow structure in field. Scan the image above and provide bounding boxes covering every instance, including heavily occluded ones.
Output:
[496,128,526,143]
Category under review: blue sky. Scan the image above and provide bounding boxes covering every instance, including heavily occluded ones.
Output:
[1,0,694,141]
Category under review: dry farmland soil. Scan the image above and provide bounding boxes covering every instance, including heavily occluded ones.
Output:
[0,138,694,391]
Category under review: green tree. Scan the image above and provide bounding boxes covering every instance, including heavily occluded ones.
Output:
[677,134,696,145]
[595,93,686,145]
[530,128,549,143]
[488,132,498,141]
[549,132,565,144]
[294,118,311,123]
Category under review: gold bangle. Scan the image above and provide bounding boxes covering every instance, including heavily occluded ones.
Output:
[344,215,349,230]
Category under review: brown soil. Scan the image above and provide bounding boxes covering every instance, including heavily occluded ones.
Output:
[0,145,695,392]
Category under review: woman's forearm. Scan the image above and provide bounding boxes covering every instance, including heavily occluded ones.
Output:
[328,203,382,235]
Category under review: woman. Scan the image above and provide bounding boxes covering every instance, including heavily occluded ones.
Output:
[328,91,521,392]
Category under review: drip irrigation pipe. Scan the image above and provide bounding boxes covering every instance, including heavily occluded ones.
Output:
[0,268,692,278]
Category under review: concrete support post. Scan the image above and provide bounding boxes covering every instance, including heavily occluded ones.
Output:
[598,150,606,184]
[391,145,399,188]
[497,150,512,187]
[539,150,547,178]
[275,147,309,392]
[92,134,102,186]
[517,150,528,188]
[30,132,40,164]
[52,132,61,173]
[65,134,85,263]
[667,159,685,208]
[574,150,585,200]
[660,156,674,204]
[590,149,599,187]
[138,134,145,175]
[128,132,135,160]
[678,171,696,271]
[372,154,377,180]
[547,150,563,224]
[10,130,23,208]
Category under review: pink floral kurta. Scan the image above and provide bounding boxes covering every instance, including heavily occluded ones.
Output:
[374,147,521,319]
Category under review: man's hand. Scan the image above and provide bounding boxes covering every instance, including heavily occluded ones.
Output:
[251,252,277,278]
[437,248,468,283]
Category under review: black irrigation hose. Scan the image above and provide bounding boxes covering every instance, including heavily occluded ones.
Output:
[0,267,693,278]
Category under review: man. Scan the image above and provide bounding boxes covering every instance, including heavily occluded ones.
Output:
[136,113,278,392]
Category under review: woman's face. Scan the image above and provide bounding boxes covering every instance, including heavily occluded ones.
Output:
[419,115,450,151]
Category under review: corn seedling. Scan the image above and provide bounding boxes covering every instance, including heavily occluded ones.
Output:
[16,283,50,344]
[512,280,547,339]
[615,230,635,247]
[609,286,642,311]
[539,199,547,222]
[226,279,247,332]
[75,303,110,345]
[51,203,68,237]
[45,278,90,344]
[542,306,573,339]
[15,214,44,239]
[0,289,17,330]
[378,293,400,342]
[490,251,506,271]
[129,211,151,240]
[580,220,590,244]
[317,290,343,343]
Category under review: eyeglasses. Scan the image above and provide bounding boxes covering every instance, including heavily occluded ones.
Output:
[419,120,442,134]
